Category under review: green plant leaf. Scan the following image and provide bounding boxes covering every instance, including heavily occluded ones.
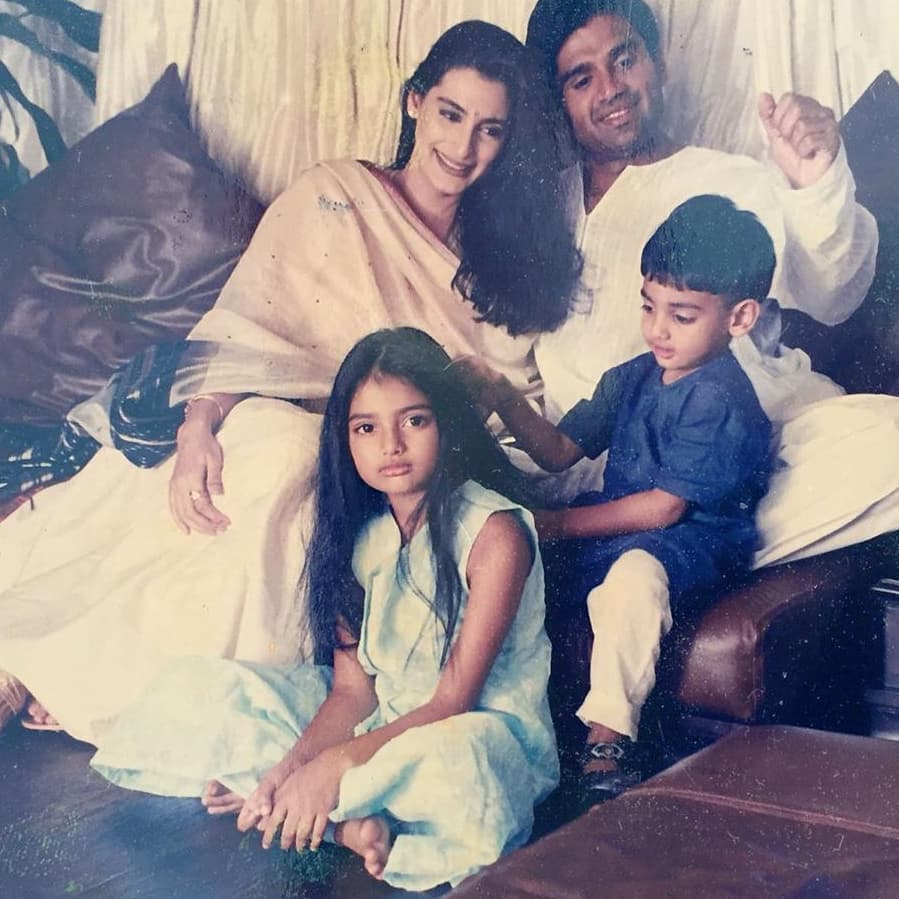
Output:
[12,0,101,53]
[0,58,67,163]
[0,13,96,99]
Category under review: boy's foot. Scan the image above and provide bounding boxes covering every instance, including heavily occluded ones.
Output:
[580,739,643,801]
[20,697,62,731]
[335,816,393,879]
[201,780,245,816]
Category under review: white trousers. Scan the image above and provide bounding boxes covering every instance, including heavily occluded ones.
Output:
[576,550,672,740]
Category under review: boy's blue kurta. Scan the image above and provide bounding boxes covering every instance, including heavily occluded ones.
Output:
[556,351,772,607]
[90,481,557,892]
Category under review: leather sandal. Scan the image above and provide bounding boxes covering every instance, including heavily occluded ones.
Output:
[579,740,643,800]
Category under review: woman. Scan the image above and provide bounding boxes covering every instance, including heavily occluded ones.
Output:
[0,20,580,743]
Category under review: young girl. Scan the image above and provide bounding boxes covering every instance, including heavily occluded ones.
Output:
[91,327,558,892]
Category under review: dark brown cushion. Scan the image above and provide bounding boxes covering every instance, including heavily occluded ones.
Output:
[782,70,899,396]
[633,724,899,829]
[452,726,899,899]
[0,64,265,425]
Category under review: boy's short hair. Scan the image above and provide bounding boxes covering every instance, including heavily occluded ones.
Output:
[526,0,661,90]
[641,195,776,303]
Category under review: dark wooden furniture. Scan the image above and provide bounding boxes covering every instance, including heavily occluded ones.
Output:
[453,725,899,898]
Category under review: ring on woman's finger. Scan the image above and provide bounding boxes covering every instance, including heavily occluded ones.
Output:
[188,489,203,501]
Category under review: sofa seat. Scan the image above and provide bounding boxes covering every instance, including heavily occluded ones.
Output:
[451,725,899,898]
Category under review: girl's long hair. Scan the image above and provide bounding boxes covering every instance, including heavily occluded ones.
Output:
[305,327,533,666]
[393,20,581,338]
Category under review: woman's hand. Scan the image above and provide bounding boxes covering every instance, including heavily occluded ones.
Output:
[168,417,231,535]
[257,748,351,852]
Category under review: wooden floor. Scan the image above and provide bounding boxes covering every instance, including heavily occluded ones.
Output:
[0,725,444,899]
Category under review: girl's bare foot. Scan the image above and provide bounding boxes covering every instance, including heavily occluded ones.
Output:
[201,780,245,816]
[21,696,61,730]
[335,816,393,879]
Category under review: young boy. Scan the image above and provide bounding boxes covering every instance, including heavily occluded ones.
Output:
[462,194,774,798]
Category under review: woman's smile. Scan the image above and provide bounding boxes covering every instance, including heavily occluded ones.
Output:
[403,66,509,202]
[433,149,475,178]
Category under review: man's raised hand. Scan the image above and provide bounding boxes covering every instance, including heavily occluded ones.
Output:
[758,92,840,189]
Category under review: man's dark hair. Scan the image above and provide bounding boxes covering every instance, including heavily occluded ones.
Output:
[641,195,776,302]
[526,0,662,90]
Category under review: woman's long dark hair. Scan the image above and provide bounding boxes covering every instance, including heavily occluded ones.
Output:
[305,327,533,666]
[393,20,581,337]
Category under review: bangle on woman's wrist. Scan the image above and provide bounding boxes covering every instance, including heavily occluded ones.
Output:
[184,394,225,429]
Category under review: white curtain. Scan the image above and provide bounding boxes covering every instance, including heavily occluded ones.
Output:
[659,0,898,159]
[81,0,899,202]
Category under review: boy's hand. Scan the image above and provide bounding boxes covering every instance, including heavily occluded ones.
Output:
[456,355,584,472]
[450,355,515,411]
[758,92,840,189]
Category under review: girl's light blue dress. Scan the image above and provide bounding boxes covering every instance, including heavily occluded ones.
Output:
[91,480,558,891]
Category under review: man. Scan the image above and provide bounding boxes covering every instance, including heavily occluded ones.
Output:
[527,0,876,418]
[524,0,898,795]
[527,0,897,565]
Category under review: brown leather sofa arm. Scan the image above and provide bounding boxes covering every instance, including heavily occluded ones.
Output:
[674,552,858,720]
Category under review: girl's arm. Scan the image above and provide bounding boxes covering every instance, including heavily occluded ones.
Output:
[260,510,533,851]
[341,510,532,755]
[168,391,247,534]
[272,637,378,774]
[237,623,378,832]
[534,489,687,542]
